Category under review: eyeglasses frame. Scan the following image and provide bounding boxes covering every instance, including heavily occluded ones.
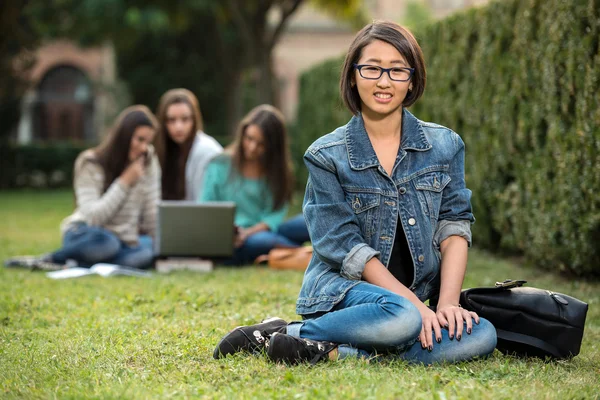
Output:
[353,63,415,82]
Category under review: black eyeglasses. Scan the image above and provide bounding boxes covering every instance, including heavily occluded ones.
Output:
[353,64,415,82]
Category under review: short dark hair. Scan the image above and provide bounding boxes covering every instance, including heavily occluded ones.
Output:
[340,21,426,114]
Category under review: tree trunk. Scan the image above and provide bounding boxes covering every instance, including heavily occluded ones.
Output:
[223,68,244,138]
[254,47,278,107]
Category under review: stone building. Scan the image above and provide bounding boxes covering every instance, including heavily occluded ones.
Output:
[16,40,117,144]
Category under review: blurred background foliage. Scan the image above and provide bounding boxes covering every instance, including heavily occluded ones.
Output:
[293,0,600,277]
[1,0,365,144]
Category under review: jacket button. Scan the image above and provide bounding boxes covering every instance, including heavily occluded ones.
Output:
[418,254,425,262]
[399,187,407,194]
[408,218,416,226]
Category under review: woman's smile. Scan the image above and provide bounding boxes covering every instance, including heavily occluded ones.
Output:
[374,92,393,103]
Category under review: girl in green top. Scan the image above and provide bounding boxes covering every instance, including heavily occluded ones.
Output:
[200,104,309,265]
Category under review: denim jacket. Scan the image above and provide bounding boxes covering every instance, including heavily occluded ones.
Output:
[297,109,474,316]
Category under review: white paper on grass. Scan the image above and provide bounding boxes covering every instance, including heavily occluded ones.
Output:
[46,263,152,279]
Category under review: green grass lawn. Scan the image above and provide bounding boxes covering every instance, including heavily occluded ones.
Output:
[0,189,598,399]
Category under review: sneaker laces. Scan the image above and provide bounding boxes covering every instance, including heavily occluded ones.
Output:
[239,329,274,353]
[303,339,336,365]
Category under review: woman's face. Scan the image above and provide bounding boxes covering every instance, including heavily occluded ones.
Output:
[354,39,412,119]
[165,102,194,145]
[129,126,156,162]
[242,124,266,163]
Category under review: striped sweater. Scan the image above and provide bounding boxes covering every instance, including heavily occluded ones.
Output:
[60,149,161,245]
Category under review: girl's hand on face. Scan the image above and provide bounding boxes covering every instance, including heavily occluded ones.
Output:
[435,304,479,341]
[120,156,146,187]
[416,304,442,351]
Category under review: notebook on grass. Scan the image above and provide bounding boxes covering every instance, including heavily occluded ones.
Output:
[46,263,152,279]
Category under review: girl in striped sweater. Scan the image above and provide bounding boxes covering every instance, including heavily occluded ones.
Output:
[7,105,161,270]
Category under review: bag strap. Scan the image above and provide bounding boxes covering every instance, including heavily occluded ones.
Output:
[254,249,298,264]
[254,254,270,264]
[494,279,527,289]
[495,328,562,358]
[254,246,313,265]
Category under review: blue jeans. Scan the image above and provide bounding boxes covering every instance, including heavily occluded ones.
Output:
[286,282,497,364]
[51,224,154,269]
[230,214,310,265]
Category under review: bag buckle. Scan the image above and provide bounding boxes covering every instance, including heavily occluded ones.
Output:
[495,279,527,289]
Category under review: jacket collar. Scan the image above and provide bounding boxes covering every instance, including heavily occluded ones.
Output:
[345,108,432,170]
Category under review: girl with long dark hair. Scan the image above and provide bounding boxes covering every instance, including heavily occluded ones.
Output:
[154,88,222,201]
[200,104,309,265]
[6,105,160,270]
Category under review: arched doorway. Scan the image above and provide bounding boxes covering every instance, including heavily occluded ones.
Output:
[33,65,94,141]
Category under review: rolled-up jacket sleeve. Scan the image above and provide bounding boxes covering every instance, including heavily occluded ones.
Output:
[303,150,379,280]
[433,219,472,249]
[435,133,475,248]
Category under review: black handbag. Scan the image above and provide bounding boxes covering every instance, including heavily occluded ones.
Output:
[459,280,588,359]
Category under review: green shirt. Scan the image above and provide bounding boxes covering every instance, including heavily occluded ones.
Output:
[199,155,288,231]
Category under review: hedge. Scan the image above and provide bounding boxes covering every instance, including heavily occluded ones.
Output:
[291,58,351,187]
[0,142,88,189]
[292,0,600,277]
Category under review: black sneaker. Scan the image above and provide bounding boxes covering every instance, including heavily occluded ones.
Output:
[213,317,287,359]
[266,332,338,365]
[4,255,66,271]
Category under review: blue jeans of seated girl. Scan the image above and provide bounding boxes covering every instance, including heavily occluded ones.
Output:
[230,214,310,265]
[286,282,497,364]
[51,224,154,269]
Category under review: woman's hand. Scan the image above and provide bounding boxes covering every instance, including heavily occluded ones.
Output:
[416,303,442,350]
[234,223,270,248]
[436,303,479,341]
[119,157,146,187]
[361,260,445,350]
[234,228,250,248]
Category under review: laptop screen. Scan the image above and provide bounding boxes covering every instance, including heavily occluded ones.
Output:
[156,201,236,258]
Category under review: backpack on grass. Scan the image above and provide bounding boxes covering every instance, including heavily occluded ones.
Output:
[459,279,588,359]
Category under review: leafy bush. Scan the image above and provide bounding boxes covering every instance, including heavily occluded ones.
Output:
[293,0,600,276]
[0,142,88,189]
[291,57,350,188]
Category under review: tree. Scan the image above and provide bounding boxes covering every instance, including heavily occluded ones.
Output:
[0,1,38,141]
[117,14,236,141]
[140,0,365,132]
[211,0,366,126]
[7,0,365,138]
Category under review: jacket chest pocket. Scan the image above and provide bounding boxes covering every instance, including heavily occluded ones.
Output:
[345,192,380,239]
[414,172,451,221]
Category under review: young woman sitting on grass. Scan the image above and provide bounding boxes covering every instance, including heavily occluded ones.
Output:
[154,88,223,201]
[199,104,309,265]
[212,21,497,364]
[6,105,160,270]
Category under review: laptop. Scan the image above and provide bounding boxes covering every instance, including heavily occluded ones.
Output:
[156,201,236,258]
